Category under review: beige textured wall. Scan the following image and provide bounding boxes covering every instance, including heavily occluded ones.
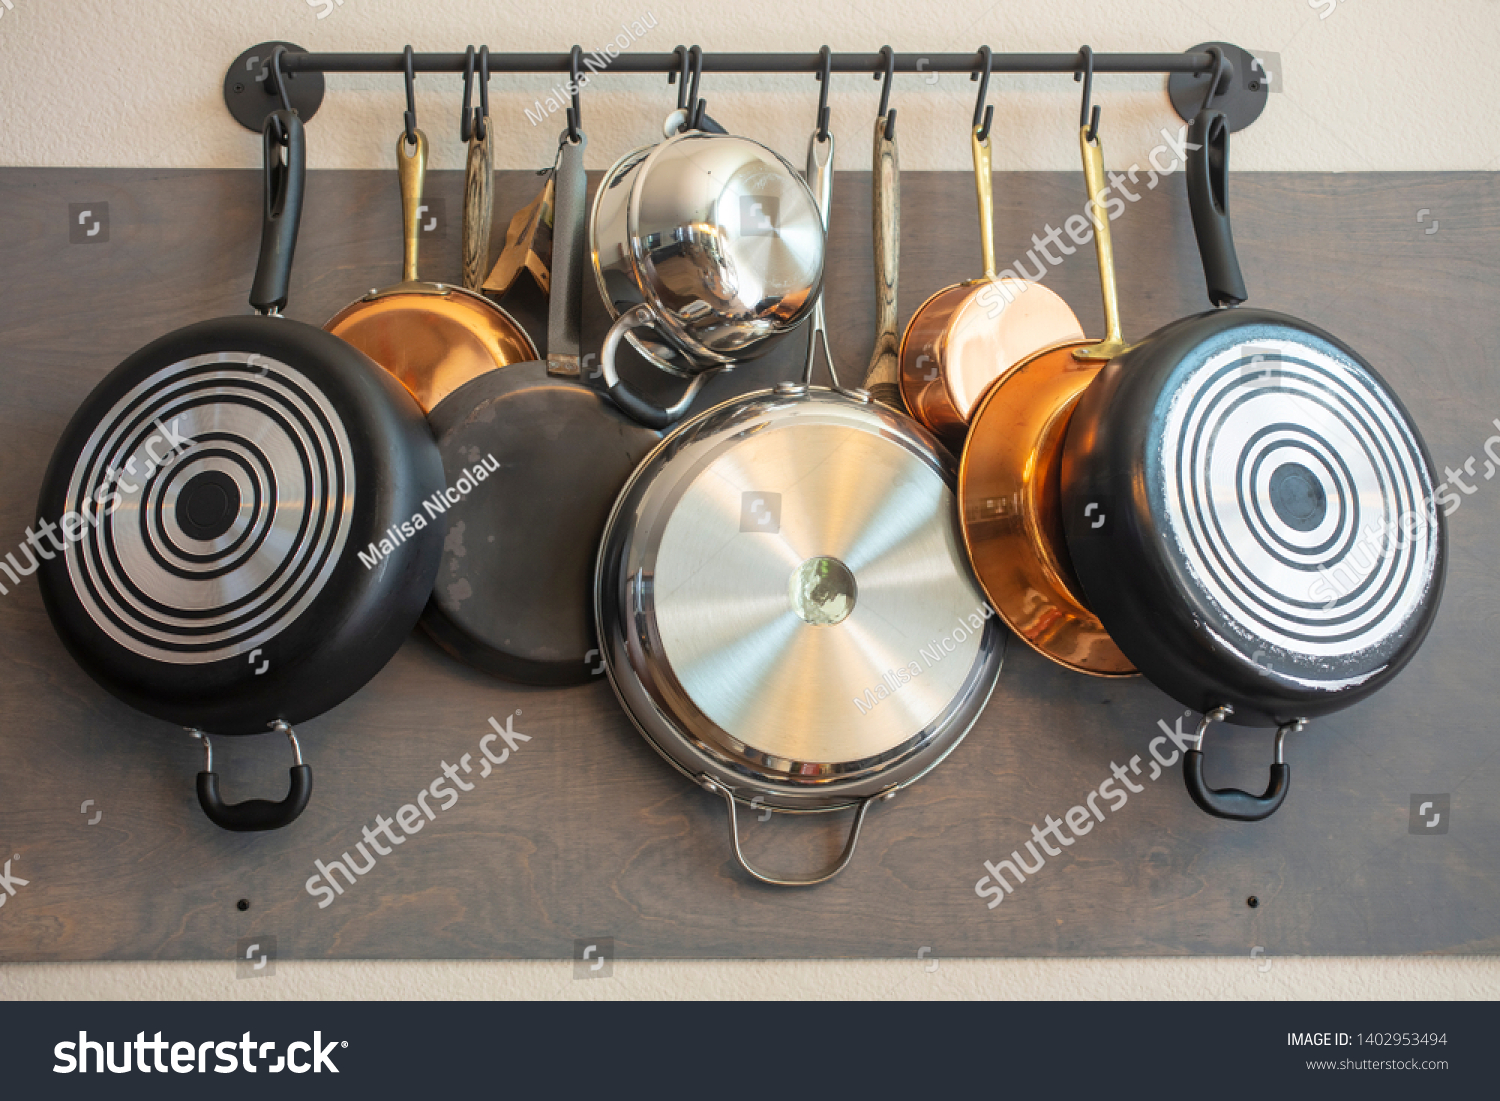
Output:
[2,0,1498,1000]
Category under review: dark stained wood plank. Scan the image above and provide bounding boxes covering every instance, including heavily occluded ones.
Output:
[0,165,1495,961]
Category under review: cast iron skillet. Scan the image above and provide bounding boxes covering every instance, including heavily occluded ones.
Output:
[36,111,444,831]
[1060,105,1446,821]
[421,128,663,685]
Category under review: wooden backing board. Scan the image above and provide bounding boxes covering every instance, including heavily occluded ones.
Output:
[0,163,1495,962]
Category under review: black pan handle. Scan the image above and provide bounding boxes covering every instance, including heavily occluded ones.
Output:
[600,305,710,429]
[191,723,313,832]
[249,109,307,316]
[1185,108,1247,308]
[1182,708,1302,822]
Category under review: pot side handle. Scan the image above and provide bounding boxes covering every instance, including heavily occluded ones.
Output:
[191,723,313,833]
[600,305,710,429]
[701,777,894,887]
[1183,709,1302,822]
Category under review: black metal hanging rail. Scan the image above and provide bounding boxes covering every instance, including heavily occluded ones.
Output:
[225,42,1268,134]
[271,49,1224,75]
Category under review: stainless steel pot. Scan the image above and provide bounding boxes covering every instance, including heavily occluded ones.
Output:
[594,127,1004,886]
[591,130,826,428]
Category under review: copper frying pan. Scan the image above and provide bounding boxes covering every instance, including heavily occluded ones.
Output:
[325,131,536,412]
[898,123,1084,450]
[957,124,1136,676]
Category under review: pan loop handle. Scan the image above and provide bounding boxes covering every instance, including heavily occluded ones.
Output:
[700,777,894,887]
[599,305,711,429]
[190,722,313,833]
[1183,706,1304,822]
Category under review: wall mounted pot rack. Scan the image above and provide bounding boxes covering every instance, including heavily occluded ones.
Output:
[224,41,1269,137]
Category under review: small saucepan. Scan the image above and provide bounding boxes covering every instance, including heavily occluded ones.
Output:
[591,127,827,428]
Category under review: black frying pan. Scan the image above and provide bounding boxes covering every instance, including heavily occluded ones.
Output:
[1059,104,1446,821]
[421,129,663,685]
[36,111,444,831]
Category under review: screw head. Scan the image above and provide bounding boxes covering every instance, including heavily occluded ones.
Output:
[1247,895,1260,909]
[237,898,250,912]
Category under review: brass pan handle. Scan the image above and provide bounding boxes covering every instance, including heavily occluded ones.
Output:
[972,124,996,281]
[1075,126,1130,362]
[398,129,428,285]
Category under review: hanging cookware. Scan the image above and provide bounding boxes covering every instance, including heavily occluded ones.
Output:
[865,46,903,412]
[35,110,444,831]
[595,120,1005,886]
[483,168,554,298]
[899,49,1084,450]
[422,127,671,685]
[460,46,494,292]
[325,53,536,412]
[957,111,1137,677]
[591,121,826,429]
[1060,97,1446,820]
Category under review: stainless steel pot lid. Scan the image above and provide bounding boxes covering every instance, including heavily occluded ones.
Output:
[596,384,1005,812]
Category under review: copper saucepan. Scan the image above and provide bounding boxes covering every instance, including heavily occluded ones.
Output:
[899,123,1084,450]
[957,124,1136,676]
[325,131,537,412]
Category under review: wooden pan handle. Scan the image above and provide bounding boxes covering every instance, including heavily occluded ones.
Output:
[866,116,903,410]
[462,125,494,292]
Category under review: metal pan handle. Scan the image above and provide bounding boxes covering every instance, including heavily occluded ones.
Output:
[249,110,306,316]
[1186,108,1248,308]
[701,777,894,887]
[191,723,313,832]
[600,305,710,429]
[1182,707,1301,822]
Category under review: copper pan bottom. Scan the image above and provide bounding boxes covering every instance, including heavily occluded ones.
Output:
[900,278,1085,452]
[957,340,1136,677]
[326,283,538,413]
